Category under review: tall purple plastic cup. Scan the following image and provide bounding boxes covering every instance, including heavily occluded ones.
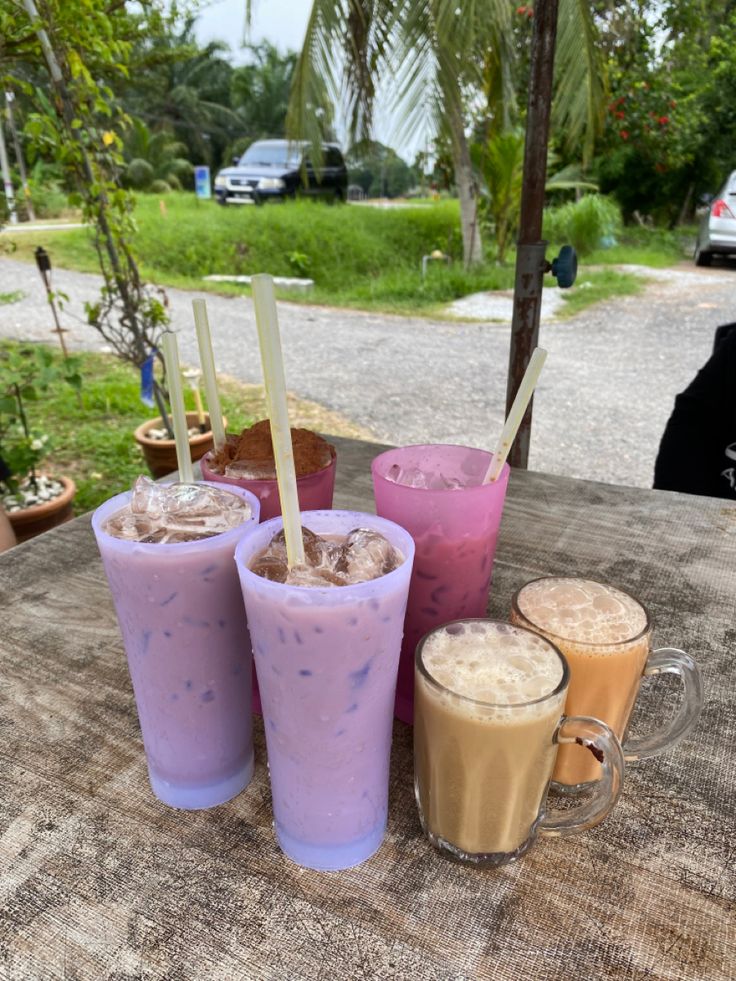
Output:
[235,510,414,871]
[372,445,510,725]
[92,483,260,809]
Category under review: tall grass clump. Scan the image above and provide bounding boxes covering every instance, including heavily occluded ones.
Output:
[544,195,623,256]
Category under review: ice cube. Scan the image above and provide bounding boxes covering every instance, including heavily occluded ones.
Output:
[250,554,288,583]
[285,565,348,588]
[385,464,430,488]
[224,460,277,480]
[344,528,402,582]
[106,478,250,542]
[427,472,465,490]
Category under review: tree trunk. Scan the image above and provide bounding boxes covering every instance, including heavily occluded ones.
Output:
[453,134,483,268]
[444,77,483,268]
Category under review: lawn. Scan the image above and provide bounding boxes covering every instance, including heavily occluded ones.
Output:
[3,343,369,516]
[1,194,695,318]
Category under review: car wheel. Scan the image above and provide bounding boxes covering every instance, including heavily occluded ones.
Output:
[694,244,713,267]
[253,193,264,207]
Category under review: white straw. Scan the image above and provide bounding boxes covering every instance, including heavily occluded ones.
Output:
[192,299,226,451]
[483,347,548,483]
[161,331,194,483]
[251,274,305,568]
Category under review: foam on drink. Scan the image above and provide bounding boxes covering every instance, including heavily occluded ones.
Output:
[421,621,564,709]
[415,620,567,859]
[515,578,648,647]
[511,577,650,787]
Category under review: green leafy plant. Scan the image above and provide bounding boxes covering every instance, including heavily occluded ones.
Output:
[544,194,623,255]
[286,250,311,277]
[0,344,81,496]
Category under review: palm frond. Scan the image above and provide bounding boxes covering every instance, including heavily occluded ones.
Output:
[553,0,607,165]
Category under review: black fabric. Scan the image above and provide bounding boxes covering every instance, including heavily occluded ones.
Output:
[654,323,736,499]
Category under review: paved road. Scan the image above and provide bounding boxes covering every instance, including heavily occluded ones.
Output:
[1,256,732,489]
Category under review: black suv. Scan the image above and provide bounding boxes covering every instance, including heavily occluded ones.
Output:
[214,140,348,205]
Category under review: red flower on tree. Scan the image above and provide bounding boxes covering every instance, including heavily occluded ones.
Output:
[619,130,629,140]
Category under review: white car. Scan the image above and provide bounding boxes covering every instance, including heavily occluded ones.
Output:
[695,171,736,265]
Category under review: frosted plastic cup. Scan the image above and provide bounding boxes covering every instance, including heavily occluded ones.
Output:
[92,482,260,809]
[511,577,703,791]
[200,445,336,522]
[235,510,415,871]
[202,445,336,717]
[372,444,510,724]
[414,619,625,867]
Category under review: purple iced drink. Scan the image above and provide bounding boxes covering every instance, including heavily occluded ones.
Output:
[235,511,414,871]
[372,445,510,724]
[92,480,260,809]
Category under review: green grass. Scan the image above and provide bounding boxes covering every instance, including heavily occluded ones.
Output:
[16,347,256,515]
[0,290,24,305]
[557,268,647,318]
[1,193,691,317]
[586,224,696,267]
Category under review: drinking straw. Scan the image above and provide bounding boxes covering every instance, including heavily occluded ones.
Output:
[483,347,548,483]
[251,274,305,568]
[161,331,194,483]
[192,299,226,451]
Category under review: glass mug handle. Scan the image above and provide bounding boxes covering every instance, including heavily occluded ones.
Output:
[623,648,703,762]
[540,717,625,836]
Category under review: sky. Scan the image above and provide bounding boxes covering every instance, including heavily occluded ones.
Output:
[195,0,311,59]
[194,0,426,162]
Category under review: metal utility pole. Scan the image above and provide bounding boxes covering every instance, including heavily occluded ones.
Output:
[505,0,560,469]
[0,110,17,225]
[5,90,35,222]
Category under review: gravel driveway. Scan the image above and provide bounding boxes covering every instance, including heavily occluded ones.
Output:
[1,256,732,489]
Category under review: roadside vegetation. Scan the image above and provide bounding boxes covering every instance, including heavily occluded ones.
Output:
[1,194,693,318]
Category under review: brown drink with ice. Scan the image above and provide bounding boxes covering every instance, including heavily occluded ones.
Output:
[201,419,336,521]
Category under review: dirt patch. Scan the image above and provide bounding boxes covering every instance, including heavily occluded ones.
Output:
[218,374,374,441]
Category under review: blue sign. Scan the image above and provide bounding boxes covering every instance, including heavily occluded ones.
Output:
[194,166,211,199]
[140,352,155,407]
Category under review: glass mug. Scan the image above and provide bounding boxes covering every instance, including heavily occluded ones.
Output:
[414,619,625,867]
[510,577,703,790]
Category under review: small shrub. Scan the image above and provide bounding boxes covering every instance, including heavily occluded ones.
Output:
[544,195,622,255]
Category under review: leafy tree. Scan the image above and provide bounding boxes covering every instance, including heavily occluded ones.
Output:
[121,13,239,168]
[6,0,172,424]
[122,117,193,191]
[347,140,414,198]
[231,42,298,139]
[288,1,605,268]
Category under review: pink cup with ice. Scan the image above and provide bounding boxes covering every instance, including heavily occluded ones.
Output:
[200,445,336,522]
[371,444,510,724]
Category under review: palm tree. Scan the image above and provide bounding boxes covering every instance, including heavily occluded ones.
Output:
[287,0,605,267]
[122,118,193,192]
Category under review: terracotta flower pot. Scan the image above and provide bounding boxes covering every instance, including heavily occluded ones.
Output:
[133,412,227,480]
[7,475,76,545]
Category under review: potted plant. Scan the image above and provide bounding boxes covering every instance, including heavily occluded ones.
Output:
[0,343,81,544]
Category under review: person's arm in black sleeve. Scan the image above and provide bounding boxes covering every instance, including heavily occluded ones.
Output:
[654,326,736,498]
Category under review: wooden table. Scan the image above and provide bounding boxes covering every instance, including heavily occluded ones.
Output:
[1,435,734,980]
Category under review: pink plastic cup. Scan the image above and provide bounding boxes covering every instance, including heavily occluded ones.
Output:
[371,444,510,724]
[200,444,336,522]
[201,443,336,716]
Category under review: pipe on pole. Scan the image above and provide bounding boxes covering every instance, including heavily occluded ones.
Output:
[0,112,17,226]
[505,0,560,469]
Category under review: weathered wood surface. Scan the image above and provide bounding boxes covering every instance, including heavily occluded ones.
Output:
[0,434,734,980]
